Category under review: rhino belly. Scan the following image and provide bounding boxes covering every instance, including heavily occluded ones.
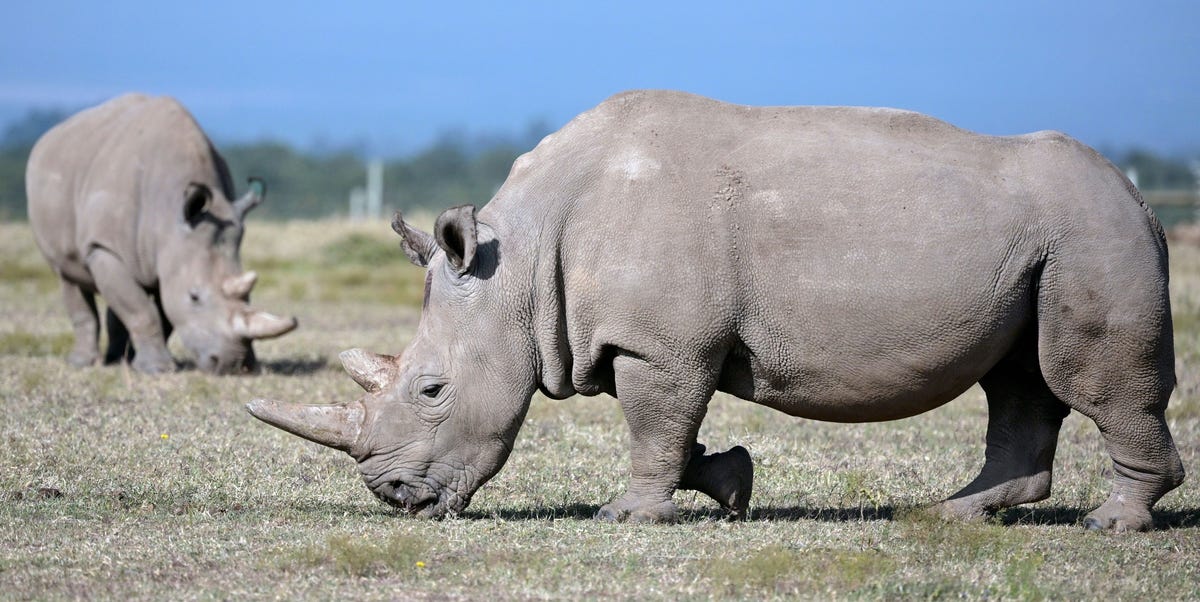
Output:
[717,252,1037,423]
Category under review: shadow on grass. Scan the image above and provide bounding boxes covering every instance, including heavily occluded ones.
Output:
[746,505,900,522]
[170,357,328,375]
[998,505,1200,529]
[262,357,328,375]
[463,504,902,522]
[465,502,1200,530]
[465,503,603,521]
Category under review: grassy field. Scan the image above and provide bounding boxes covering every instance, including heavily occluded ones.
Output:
[2,218,1199,600]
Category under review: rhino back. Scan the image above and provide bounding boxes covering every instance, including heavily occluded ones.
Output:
[490,90,1162,419]
[27,94,234,287]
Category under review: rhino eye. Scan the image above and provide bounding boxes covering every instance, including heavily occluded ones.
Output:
[420,383,444,398]
[188,289,201,304]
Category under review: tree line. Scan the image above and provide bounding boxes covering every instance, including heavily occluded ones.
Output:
[0,108,551,220]
[0,107,1196,221]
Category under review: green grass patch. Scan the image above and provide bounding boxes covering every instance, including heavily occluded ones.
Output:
[245,231,424,306]
[837,469,889,511]
[0,330,72,356]
[0,255,54,283]
[281,533,428,577]
[708,545,896,597]
[895,507,1024,556]
[320,232,400,266]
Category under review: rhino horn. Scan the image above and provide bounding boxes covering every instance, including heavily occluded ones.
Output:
[246,398,363,452]
[232,177,266,218]
[233,309,298,340]
[339,348,396,392]
[222,271,258,298]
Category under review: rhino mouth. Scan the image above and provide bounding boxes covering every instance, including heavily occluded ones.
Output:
[361,459,476,519]
[373,480,456,518]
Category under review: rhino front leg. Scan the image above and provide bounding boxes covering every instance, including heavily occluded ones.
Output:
[60,278,100,367]
[597,353,713,524]
[105,295,172,364]
[86,249,175,373]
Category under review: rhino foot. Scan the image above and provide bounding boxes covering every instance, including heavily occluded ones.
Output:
[680,444,754,520]
[131,350,176,374]
[596,497,678,524]
[1083,497,1154,532]
[66,349,99,368]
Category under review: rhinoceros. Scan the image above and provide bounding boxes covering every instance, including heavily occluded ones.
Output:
[248,90,1183,531]
[27,94,297,374]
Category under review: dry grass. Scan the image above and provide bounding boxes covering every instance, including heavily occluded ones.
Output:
[1,220,1198,600]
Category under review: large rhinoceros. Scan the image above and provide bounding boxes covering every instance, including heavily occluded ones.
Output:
[248,90,1183,531]
[27,94,297,374]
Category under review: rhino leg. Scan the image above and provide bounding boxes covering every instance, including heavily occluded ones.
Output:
[1082,412,1182,532]
[1034,255,1183,531]
[105,295,173,364]
[102,308,132,364]
[939,360,1068,520]
[60,279,100,367]
[86,249,175,374]
[679,443,753,519]
[596,353,713,524]
[153,293,174,341]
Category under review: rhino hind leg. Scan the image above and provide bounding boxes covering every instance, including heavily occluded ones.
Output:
[1082,410,1183,532]
[1034,254,1183,531]
[679,443,754,519]
[939,360,1068,521]
[61,279,100,367]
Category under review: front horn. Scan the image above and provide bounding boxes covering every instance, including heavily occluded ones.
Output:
[234,310,298,339]
[246,398,364,453]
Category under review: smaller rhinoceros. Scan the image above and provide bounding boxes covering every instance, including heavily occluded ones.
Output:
[26,94,297,374]
[247,90,1183,531]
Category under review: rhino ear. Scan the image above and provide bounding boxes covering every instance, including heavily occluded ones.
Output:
[183,183,212,228]
[232,177,266,219]
[434,205,477,275]
[391,211,436,268]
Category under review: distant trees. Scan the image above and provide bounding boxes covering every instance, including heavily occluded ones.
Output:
[0,107,549,220]
[218,126,551,219]
[0,108,1194,221]
[219,131,545,218]
[1120,149,1197,190]
[219,142,368,219]
[0,145,28,220]
[0,109,71,219]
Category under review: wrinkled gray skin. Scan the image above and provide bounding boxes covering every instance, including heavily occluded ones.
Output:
[27,94,297,374]
[249,90,1183,531]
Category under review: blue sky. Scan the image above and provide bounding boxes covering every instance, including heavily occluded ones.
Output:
[1,1,1197,156]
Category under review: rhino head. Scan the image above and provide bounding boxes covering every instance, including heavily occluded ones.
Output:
[247,206,536,516]
[160,178,297,374]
